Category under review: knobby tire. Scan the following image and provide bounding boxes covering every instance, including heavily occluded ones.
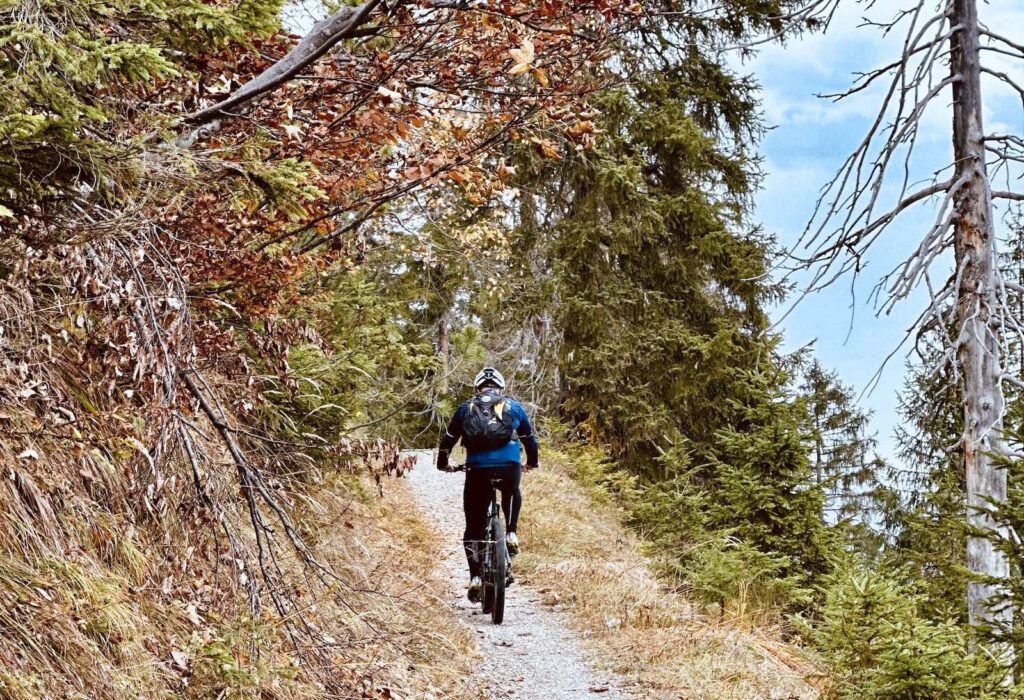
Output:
[490,511,506,624]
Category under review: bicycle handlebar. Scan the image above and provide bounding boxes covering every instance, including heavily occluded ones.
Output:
[443,463,534,473]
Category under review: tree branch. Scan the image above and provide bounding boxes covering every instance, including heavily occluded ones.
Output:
[184,0,385,128]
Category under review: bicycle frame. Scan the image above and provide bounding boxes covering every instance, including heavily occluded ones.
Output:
[464,482,501,575]
[451,466,508,624]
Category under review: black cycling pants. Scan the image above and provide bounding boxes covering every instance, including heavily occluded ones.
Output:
[463,464,521,578]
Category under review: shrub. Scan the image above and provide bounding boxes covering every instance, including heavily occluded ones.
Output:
[809,564,1008,699]
[686,536,811,622]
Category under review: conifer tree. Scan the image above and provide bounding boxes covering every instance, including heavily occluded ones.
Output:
[500,56,782,470]
[799,360,881,527]
[0,0,283,218]
[887,341,970,621]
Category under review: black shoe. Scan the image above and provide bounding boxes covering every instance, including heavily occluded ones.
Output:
[467,576,482,602]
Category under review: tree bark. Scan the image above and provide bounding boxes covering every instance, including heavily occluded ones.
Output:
[950,0,1012,632]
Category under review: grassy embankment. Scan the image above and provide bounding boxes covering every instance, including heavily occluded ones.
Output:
[512,447,820,699]
[0,429,476,698]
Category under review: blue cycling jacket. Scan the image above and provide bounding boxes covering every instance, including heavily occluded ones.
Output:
[437,390,539,469]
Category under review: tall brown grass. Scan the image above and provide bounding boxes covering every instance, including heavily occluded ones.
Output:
[0,367,470,696]
[514,449,820,700]
[0,445,477,699]
[0,259,478,697]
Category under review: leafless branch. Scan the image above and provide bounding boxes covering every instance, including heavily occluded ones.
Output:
[184,1,385,128]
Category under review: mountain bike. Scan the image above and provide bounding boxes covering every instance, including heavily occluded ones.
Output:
[451,465,509,625]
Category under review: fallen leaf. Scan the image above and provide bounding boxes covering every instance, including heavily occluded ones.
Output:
[170,649,188,670]
[186,602,202,626]
[533,138,561,160]
[377,85,403,105]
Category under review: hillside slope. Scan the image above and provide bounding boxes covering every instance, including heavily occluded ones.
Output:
[0,431,476,698]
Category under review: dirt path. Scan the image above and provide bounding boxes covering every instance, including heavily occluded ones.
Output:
[404,449,633,700]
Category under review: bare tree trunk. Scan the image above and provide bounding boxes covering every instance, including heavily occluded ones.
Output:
[950,0,1011,632]
[437,314,449,395]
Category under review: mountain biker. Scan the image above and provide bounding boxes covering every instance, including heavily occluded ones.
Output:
[437,366,538,602]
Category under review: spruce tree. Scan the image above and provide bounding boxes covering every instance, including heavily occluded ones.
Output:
[799,360,881,528]
[502,66,781,472]
[880,336,970,621]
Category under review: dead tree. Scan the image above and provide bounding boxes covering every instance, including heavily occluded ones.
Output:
[791,0,1024,639]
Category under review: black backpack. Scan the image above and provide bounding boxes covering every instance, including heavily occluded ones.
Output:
[462,394,517,450]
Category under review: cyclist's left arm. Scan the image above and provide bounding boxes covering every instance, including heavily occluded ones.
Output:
[437,404,466,470]
[514,403,539,469]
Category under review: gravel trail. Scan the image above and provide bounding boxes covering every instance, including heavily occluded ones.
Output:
[404,449,633,700]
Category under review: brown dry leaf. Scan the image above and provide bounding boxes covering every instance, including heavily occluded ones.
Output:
[508,38,535,75]
[531,67,550,87]
[533,138,561,160]
[568,120,595,137]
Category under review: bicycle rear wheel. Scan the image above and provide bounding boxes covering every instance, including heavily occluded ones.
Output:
[482,564,494,614]
[490,514,506,624]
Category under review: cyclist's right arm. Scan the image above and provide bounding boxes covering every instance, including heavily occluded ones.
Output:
[437,404,467,471]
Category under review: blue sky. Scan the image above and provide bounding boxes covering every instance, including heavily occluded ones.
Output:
[747,2,1024,463]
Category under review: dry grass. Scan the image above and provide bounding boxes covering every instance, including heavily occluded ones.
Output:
[295,474,480,699]
[0,445,477,699]
[515,450,820,700]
